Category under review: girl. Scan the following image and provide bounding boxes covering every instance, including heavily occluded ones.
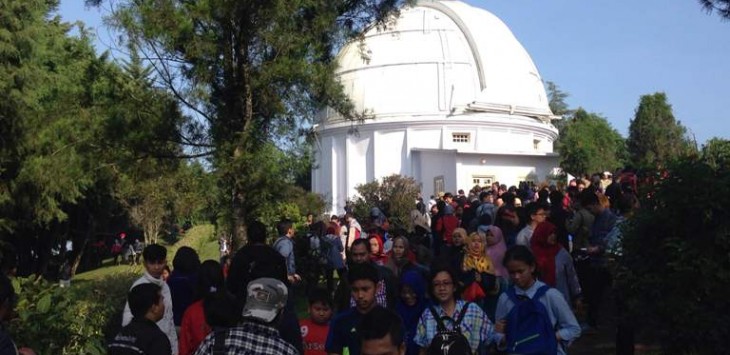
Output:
[396,270,427,355]
[368,235,388,266]
[530,222,582,306]
[460,233,498,315]
[494,246,581,355]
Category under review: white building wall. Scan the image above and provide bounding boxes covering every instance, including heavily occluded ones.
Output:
[456,154,560,190]
[417,150,458,197]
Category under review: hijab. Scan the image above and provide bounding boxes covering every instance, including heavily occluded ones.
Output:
[396,270,427,331]
[482,225,508,277]
[369,235,388,266]
[462,233,494,274]
[531,221,561,286]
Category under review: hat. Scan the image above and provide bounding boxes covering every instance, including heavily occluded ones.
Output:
[241,278,288,323]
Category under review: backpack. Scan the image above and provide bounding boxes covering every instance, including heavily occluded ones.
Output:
[505,285,558,355]
[426,302,473,355]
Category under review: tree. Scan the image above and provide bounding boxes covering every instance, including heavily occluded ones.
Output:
[701,137,730,169]
[627,92,693,169]
[350,174,420,230]
[546,81,573,132]
[699,0,730,20]
[556,108,626,177]
[86,0,409,248]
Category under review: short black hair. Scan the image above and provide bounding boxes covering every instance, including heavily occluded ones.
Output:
[427,264,459,301]
[195,260,224,300]
[172,246,200,274]
[276,220,293,236]
[248,220,268,243]
[579,190,600,207]
[503,245,537,268]
[142,244,166,263]
[351,238,369,251]
[347,262,379,286]
[358,307,404,347]
[308,287,333,307]
[128,283,162,319]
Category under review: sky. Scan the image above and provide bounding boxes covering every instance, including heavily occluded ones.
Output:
[57,0,730,145]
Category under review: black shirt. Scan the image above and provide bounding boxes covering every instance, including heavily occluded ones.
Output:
[108,318,171,355]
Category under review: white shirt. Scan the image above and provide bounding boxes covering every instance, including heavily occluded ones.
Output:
[122,271,178,355]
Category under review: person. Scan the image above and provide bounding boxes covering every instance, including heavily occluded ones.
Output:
[385,236,423,279]
[109,283,172,355]
[395,270,427,355]
[475,191,496,222]
[566,195,594,253]
[439,227,466,272]
[359,307,407,355]
[414,266,495,354]
[167,246,201,326]
[226,220,303,353]
[409,202,430,234]
[193,278,298,354]
[459,233,498,315]
[326,263,384,355]
[323,225,346,296]
[0,275,35,355]
[111,238,124,265]
[493,246,581,355]
[368,235,389,266]
[482,225,507,280]
[434,204,459,255]
[122,244,178,354]
[344,213,363,251]
[515,203,548,248]
[530,222,582,307]
[300,288,333,355]
[178,260,225,355]
[335,239,396,311]
[273,219,301,285]
[494,204,520,248]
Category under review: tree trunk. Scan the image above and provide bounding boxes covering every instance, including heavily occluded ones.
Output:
[70,214,95,277]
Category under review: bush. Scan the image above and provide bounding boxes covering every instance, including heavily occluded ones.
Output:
[9,271,137,354]
[615,152,730,353]
[350,174,420,230]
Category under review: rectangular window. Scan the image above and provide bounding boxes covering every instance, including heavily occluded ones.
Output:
[434,176,445,197]
[533,139,541,150]
[452,133,470,143]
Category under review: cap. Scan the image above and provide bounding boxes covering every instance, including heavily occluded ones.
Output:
[241,278,288,323]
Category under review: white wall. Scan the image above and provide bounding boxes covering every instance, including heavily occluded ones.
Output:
[456,154,560,190]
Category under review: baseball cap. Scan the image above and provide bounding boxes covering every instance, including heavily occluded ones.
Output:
[241,278,288,323]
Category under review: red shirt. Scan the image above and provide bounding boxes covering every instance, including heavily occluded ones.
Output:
[436,215,459,244]
[178,300,211,355]
[299,318,329,355]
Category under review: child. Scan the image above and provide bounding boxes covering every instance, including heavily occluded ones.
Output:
[494,246,581,355]
[109,283,171,355]
[300,288,333,355]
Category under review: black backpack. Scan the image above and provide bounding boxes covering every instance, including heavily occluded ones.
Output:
[426,302,473,355]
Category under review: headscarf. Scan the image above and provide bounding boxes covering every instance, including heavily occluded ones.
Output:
[462,233,494,274]
[396,270,427,333]
[368,235,388,266]
[531,221,561,286]
[482,225,508,277]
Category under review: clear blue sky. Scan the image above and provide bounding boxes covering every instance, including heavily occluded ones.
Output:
[57,0,730,144]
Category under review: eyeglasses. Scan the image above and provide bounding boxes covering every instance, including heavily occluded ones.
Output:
[433,281,453,288]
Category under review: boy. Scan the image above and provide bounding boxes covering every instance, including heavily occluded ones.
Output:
[122,244,178,354]
[358,307,406,355]
[109,284,171,355]
[300,288,333,355]
[325,263,381,355]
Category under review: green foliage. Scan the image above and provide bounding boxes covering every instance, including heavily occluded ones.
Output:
[556,108,626,176]
[615,155,730,353]
[701,138,730,169]
[627,92,693,169]
[351,174,420,230]
[10,271,136,354]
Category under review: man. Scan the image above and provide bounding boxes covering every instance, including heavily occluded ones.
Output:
[326,263,383,355]
[475,190,495,221]
[335,239,396,311]
[273,219,300,285]
[358,307,406,355]
[515,202,549,248]
[122,244,177,354]
[194,278,298,354]
[109,284,171,355]
[226,221,303,353]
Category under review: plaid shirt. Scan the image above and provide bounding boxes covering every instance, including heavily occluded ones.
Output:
[414,300,495,353]
[193,321,298,355]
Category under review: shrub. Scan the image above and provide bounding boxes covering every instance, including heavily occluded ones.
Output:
[615,152,730,353]
[350,174,420,230]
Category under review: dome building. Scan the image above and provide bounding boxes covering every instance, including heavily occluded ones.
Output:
[313,0,560,213]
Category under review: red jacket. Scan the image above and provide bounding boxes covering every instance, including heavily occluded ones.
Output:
[435,215,459,245]
[178,300,211,355]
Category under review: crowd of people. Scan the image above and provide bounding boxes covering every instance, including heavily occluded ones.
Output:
[102,170,638,354]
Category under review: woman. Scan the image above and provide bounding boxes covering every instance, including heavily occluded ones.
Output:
[178,260,226,355]
[530,222,582,306]
[482,225,507,279]
[368,235,389,266]
[494,246,581,355]
[439,228,467,272]
[385,236,416,278]
[167,246,201,326]
[396,270,427,355]
[460,233,498,315]
[414,266,495,354]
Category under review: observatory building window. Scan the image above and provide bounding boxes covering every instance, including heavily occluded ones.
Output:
[533,139,541,150]
[452,133,470,143]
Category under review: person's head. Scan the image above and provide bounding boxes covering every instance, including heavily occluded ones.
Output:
[142,244,167,278]
[428,265,458,305]
[195,260,224,301]
[369,235,384,256]
[161,264,171,281]
[579,190,603,215]
[443,192,453,203]
[391,236,409,259]
[248,220,268,244]
[345,212,355,223]
[532,222,558,247]
[358,307,406,355]
[331,215,340,224]
[451,228,467,247]
[576,180,586,192]
[172,246,201,275]
[310,220,327,237]
[351,239,371,264]
[277,220,294,237]
[503,245,537,290]
[128,283,164,322]
[347,263,379,313]
[467,232,486,254]
[307,288,333,325]
[399,270,426,308]
[0,275,16,321]
[527,203,549,225]
[306,213,314,223]
[617,193,639,217]
[241,278,288,324]
[549,190,564,208]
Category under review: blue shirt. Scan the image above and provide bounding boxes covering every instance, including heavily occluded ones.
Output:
[325,307,368,355]
[273,236,296,275]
